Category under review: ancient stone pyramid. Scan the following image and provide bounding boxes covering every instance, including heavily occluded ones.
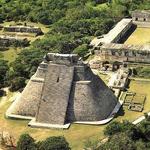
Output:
[6,53,117,129]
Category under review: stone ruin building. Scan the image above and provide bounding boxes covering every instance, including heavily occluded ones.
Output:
[90,19,133,47]
[6,53,117,129]
[4,25,43,36]
[90,10,150,70]
[0,35,29,47]
[132,10,150,22]
[92,43,150,67]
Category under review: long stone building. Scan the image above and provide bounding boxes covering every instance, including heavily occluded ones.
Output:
[6,53,118,128]
[4,25,43,35]
[93,43,150,64]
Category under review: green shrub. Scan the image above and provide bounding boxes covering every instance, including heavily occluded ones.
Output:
[9,77,26,92]
[17,134,37,150]
[38,136,71,150]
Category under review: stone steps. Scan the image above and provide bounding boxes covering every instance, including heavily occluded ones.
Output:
[36,64,74,125]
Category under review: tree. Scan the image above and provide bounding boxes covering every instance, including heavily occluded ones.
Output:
[38,136,71,150]
[17,134,37,150]
[0,60,9,88]
[99,132,135,150]
[9,77,26,92]
[73,44,88,57]
[11,49,44,79]
[104,120,143,140]
[104,121,123,136]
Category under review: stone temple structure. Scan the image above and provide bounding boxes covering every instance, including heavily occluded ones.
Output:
[132,10,150,22]
[6,53,117,129]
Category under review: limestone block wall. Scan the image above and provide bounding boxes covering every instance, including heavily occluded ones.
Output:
[112,20,132,43]
[95,49,150,64]
[10,62,47,117]
[10,79,44,117]
[90,19,132,47]
[35,62,48,78]
[46,53,80,65]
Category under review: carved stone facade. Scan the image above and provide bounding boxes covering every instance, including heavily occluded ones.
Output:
[93,44,150,64]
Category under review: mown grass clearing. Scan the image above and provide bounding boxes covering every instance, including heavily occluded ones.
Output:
[125,28,150,45]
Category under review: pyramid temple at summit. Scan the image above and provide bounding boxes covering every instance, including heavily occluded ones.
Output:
[6,53,118,129]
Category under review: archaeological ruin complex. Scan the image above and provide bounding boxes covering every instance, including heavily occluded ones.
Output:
[90,10,150,70]
[6,53,118,129]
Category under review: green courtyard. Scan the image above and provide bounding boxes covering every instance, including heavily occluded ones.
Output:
[125,27,150,45]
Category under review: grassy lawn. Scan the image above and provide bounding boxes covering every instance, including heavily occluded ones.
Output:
[116,80,150,122]
[98,73,110,84]
[125,28,150,45]
[0,48,22,63]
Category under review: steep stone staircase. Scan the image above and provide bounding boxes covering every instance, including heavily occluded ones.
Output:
[36,63,74,125]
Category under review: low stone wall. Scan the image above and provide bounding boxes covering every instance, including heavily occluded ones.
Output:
[0,36,30,47]
[4,25,43,35]
[133,21,150,28]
